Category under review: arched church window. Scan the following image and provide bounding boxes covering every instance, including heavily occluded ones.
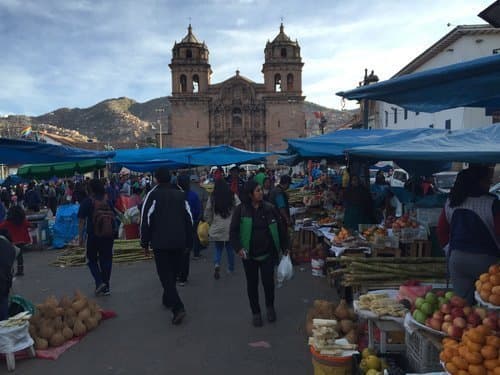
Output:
[192,74,199,93]
[287,74,294,90]
[232,108,242,128]
[186,49,193,59]
[281,48,287,57]
[180,75,187,93]
[274,74,282,92]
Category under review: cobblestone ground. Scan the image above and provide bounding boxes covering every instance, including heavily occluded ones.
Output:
[8,246,335,374]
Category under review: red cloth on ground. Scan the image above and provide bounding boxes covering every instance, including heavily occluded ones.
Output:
[0,219,31,244]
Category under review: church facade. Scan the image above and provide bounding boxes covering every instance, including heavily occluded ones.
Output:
[166,24,306,151]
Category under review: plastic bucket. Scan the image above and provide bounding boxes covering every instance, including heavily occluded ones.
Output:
[123,223,139,240]
[310,346,352,375]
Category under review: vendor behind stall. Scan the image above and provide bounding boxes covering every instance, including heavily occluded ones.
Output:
[437,165,499,305]
[343,175,376,231]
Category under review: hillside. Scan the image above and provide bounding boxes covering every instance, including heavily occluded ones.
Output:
[0,97,356,147]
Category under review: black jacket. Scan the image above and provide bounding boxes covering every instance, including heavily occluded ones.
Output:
[140,184,194,250]
[0,235,16,297]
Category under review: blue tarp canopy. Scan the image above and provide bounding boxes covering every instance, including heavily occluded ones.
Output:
[111,145,271,172]
[0,138,115,164]
[284,128,444,160]
[347,124,500,164]
[336,54,500,113]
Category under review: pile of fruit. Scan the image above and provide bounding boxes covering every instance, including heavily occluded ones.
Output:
[440,325,499,375]
[358,348,386,375]
[358,293,407,318]
[305,300,358,344]
[476,264,500,306]
[387,213,419,231]
[361,226,387,242]
[334,227,353,245]
[28,291,102,349]
[317,216,336,226]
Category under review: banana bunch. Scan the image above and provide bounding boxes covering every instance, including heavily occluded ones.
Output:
[0,311,32,327]
[358,293,407,317]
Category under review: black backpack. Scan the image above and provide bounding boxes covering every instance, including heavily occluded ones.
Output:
[92,199,114,238]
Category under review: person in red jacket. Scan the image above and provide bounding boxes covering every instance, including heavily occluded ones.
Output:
[0,205,31,276]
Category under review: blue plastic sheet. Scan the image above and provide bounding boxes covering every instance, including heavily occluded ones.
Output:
[52,204,80,249]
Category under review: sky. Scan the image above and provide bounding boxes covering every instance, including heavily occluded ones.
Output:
[0,0,494,116]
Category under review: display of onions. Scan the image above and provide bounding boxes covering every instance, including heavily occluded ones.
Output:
[28,291,103,348]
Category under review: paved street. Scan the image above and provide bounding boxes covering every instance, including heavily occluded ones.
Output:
[8,246,334,374]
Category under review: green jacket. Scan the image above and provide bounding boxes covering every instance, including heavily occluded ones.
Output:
[229,201,288,261]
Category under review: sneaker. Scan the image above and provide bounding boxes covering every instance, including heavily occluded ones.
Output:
[178,281,186,287]
[95,283,107,296]
[102,286,111,296]
[252,313,263,327]
[172,309,186,325]
[267,307,276,323]
[214,265,220,280]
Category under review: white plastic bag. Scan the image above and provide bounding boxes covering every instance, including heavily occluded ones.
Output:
[277,255,293,286]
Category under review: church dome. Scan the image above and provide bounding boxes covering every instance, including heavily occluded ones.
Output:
[181,24,202,44]
[270,23,299,46]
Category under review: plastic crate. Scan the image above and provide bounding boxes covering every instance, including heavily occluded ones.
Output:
[405,330,442,373]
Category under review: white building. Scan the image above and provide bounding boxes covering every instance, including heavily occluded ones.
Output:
[372,25,500,130]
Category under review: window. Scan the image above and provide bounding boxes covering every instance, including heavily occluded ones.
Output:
[429,124,434,128]
[232,108,242,127]
[393,108,397,124]
[196,120,199,129]
[278,120,281,128]
[274,74,282,92]
[384,111,388,127]
[186,49,192,59]
[180,74,187,93]
[404,109,408,120]
[192,74,199,93]
[281,48,287,57]
[493,111,500,123]
[287,74,294,90]
[445,119,451,130]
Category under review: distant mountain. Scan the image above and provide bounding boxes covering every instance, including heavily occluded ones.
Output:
[0,97,356,147]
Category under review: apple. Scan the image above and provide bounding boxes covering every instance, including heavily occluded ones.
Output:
[440,304,452,314]
[474,307,487,320]
[467,313,481,327]
[482,317,497,331]
[441,322,452,332]
[451,307,465,319]
[433,311,444,321]
[462,306,472,316]
[450,296,466,308]
[444,314,453,322]
[453,317,466,329]
[425,317,432,326]
[445,291,454,300]
[429,318,442,331]
[436,290,445,297]
[447,325,463,339]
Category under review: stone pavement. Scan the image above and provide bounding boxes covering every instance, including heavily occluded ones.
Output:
[7,247,335,374]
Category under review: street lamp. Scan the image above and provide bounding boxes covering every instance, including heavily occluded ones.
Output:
[155,108,165,148]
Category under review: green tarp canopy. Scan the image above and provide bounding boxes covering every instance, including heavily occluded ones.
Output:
[17,159,106,179]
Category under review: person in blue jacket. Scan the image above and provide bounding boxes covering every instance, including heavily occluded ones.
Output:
[177,174,201,286]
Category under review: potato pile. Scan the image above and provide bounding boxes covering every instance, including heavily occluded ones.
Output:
[28,291,102,350]
[440,325,500,375]
[305,299,358,344]
[476,264,500,306]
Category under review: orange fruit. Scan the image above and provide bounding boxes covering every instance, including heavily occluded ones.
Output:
[480,290,491,301]
[488,264,499,274]
[446,362,459,374]
[485,336,500,348]
[490,274,500,286]
[480,345,498,360]
[480,273,490,283]
[482,282,493,292]
[465,350,483,365]
[469,364,487,375]
[476,280,483,290]
[452,356,469,370]
[484,359,499,370]
[469,330,486,345]
[488,293,500,306]
[466,339,483,353]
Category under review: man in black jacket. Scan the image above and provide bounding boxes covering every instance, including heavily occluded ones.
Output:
[140,167,193,325]
[0,229,18,320]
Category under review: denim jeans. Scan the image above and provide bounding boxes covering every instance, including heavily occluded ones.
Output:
[214,241,235,272]
[86,236,114,288]
[0,295,9,321]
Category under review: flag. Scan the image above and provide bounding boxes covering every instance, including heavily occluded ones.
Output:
[313,111,324,119]
[20,126,32,137]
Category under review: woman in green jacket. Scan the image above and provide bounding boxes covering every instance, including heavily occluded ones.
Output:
[230,180,289,327]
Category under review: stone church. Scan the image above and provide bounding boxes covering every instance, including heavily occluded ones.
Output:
[166,24,306,151]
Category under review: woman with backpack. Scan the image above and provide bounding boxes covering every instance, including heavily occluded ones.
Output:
[204,179,240,280]
[77,179,115,296]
